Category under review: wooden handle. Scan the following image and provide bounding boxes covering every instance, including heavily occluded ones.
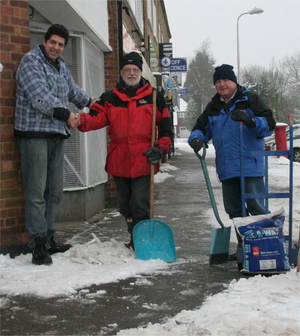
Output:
[150,89,157,219]
[297,229,300,273]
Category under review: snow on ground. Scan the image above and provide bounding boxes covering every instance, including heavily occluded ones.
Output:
[117,271,299,336]
[0,236,169,298]
[0,138,299,336]
[176,138,300,238]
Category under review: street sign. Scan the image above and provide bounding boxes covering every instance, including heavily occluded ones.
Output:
[170,58,187,73]
[170,72,182,86]
[177,88,188,94]
[160,56,171,68]
[159,43,173,58]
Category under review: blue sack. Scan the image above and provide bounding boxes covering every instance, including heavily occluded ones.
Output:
[234,208,291,273]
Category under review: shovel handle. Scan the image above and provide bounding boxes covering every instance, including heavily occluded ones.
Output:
[195,149,225,229]
[150,89,157,219]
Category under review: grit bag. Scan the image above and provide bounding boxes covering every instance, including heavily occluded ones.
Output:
[233,207,291,274]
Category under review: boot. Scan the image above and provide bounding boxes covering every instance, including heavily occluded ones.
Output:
[32,237,52,265]
[126,217,137,250]
[48,236,72,255]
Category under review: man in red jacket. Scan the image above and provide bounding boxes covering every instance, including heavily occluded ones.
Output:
[71,52,173,249]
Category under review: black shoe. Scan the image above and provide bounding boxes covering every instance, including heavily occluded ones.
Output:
[32,238,52,265]
[228,252,238,261]
[48,237,72,255]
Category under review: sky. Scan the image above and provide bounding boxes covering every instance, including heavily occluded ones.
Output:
[0,140,299,335]
[164,0,300,72]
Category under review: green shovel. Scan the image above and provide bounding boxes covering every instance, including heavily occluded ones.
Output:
[195,147,231,265]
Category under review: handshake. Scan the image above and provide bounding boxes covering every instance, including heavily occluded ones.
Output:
[68,113,81,129]
[67,96,97,129]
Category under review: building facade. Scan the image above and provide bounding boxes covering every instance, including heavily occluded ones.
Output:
[0,0,172,250]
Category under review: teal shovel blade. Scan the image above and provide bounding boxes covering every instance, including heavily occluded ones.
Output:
[133,219,177,262]
[209,226,231,265]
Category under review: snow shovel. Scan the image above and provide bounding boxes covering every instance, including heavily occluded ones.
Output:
[133,219,177,262]
[195,147,231,265]
[133,89,177,262]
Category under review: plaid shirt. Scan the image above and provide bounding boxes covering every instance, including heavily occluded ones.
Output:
[14,45,90,138]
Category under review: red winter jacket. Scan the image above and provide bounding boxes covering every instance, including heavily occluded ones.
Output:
[78,79,173,178]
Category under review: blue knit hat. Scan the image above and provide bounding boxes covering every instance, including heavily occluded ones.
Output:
[213,64,237,84]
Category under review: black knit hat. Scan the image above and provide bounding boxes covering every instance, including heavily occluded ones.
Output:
[120,52,143,71]
[213,64,237,84]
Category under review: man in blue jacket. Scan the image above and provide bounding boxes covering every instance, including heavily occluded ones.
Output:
[188,64,275,257]
[14,24,96,265]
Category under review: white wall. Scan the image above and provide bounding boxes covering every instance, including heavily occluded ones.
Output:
[67,0,109,45]
[30,0,111,52]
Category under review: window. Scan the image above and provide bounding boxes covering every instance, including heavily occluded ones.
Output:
[127,0,143,31]
[153,1,157,37]
[147,0,152,27]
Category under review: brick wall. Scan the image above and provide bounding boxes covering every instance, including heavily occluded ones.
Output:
[0,0,29,249]
[105,0,120,207]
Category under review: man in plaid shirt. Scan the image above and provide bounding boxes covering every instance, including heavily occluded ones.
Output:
[14,24,96,265]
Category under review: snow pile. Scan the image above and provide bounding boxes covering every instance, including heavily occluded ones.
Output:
[117,270,300,336]
[0,234,169,298]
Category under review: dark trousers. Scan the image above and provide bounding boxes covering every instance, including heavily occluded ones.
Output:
[17,137,64,248]
[113,176,150,221]
[222,177,266,219]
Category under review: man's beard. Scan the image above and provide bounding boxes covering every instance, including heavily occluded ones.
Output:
[123,74,141,87]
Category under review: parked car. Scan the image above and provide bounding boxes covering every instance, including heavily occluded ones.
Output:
[265,127,300,162]
[264,124,300,151]
[264,136,275,151]
[264,133,275,145]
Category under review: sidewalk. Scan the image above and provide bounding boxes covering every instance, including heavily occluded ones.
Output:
[0,146,243,336]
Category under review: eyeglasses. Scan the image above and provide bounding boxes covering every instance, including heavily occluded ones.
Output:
[122,68,141,74]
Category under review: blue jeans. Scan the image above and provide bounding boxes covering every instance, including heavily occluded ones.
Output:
[17,137,64,248]
[222,177,266,219]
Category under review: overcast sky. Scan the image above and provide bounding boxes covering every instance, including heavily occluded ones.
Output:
[164,0,300,72]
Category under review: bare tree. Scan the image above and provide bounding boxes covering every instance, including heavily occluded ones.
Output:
[282,51,300,123]
[184,39,216,131]
[242,61,291,122]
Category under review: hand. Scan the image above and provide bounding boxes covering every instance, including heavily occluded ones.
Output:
[231,110,256,129]
[142,147,163,165]
[190,138,204,152]
[68,113,81,129]
[89,96,97,107]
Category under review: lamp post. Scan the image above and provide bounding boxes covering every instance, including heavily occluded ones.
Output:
[236,7,264,83]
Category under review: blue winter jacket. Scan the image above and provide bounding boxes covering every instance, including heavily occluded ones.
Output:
[188,86,275,181]
[14,45,90,138]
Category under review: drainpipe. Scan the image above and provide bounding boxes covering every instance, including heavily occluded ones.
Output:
[118,0,123,79]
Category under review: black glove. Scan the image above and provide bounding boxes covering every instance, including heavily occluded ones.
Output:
[53,107,71,121]
[231,110,256,129]
[142,147,163,165]
[190,138,204,152]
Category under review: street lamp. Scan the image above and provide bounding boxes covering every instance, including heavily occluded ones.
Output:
[236,7,264,82]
